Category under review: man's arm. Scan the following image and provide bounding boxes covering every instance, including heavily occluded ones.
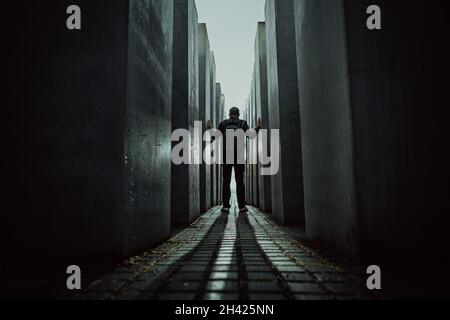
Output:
[256,118,261,130]
[243,118,262,133]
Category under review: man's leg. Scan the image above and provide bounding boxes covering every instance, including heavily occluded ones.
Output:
[234,164,246,209]
[222,164,232,208]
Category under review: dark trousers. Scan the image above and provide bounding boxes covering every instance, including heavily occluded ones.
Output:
[222,164,246,209]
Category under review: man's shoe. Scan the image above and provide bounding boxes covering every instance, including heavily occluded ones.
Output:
[221,207,230,213]
[239,206,249,212]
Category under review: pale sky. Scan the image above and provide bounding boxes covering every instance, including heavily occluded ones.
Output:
[195,0,266,118]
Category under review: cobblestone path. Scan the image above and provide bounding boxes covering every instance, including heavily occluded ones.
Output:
[78,198,372,300]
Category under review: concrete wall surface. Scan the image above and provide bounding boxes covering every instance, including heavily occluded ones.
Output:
[171,0,200,225]
[3,0,174,261]
[198,23,211,212]
[266,0,305,225]
[254,22,272,213]
[295,0,450,261]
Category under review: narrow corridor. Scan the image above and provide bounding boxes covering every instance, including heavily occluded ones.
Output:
[3,0,450,303]
[78,197,371,300]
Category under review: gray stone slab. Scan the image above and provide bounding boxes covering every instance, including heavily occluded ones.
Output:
[266,0,305,225]
[198,23,212,213]
[171,0,200,225]
[4,0,174,260]
[210,52,217,207]
[294,0,450,260]
[254,22,272,213]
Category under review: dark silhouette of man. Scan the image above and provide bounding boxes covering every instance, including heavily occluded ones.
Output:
[208,107,261,213]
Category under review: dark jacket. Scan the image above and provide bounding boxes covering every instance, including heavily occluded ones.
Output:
[217,119,258,164]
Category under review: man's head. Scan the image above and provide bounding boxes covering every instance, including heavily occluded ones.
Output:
[229,107,240,120]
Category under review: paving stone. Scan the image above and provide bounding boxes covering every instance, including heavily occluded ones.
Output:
[204,292,240,300]
[304,264,339,273]
[295,294,335,300]
[101,272,136,282]
[281,272,315,282]
[165,281,200,292]
[209,272,239,281]
[286,282,325,294]
[299,258,321,265]
[271,261,298,267]
[213,262,238,268]
[247,273,278,282]
[266,256,292,262]
[69,208,372,301]
[322,283,366,295]
[275,265,305,273]
[182,260,210,268]
[315,273,353,283]
[215,259,237,264]
[243,261,269,267]
[246,265,272,272]
[206,281,239,292]
[128,279,160,292]
[212,265,239,272]
[179,265,208,272]
[248,281,281,292]
[171,272,204,281]
[189,257,211,262]
[242,253,263,257]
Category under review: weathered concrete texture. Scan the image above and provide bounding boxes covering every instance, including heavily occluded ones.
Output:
[209,52,217,206]
[171,0,200,225]
[219,95,225,121]
[219,94,225,205]
[251,65,260,207]
[295,0,450,261]
[122,0,174,255]
[266,0,305,225]
[244,106,251,205]
[3,0,174,261]
[254,22,272,213]
[293,0,358,258]
[215,84,224,205]
[246,97,254,206]
[198,23,211,212]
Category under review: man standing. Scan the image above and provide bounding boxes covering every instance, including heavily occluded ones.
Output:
[208,107,261,213]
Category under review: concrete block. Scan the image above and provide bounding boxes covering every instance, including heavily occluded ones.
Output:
[251,64,260,207]
[254,22,272,213]
[3,0,174,261]
[246,98,253,206]
[215,84,224,205]
[122,0,174,255]
[220,95,226,121]
[219,94,225,205]
[198,23,211,212]
[266,0,305,225]
[294,0,357,257]
[244,105,251,204]
[210,52,217,206]
[295,0,450,260]
[171,0,200,225]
